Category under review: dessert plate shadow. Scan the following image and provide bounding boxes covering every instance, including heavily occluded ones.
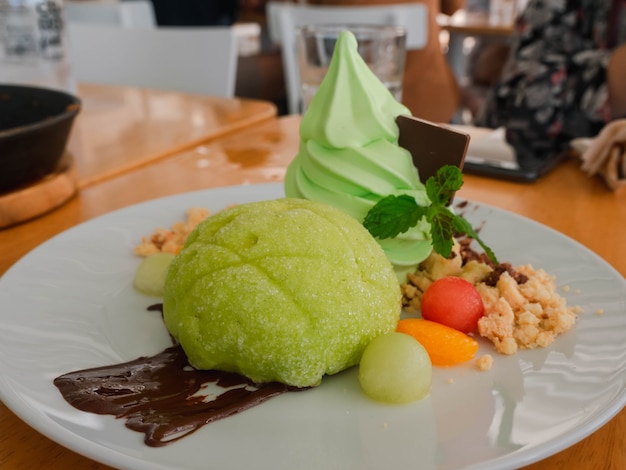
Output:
[0,182,624,470]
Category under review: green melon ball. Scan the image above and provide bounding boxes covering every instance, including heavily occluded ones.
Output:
[359,332,432,404]
[133,252,176,297]
[163,198,401,388]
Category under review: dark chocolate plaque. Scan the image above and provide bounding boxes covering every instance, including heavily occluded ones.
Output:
[396,115,470,184]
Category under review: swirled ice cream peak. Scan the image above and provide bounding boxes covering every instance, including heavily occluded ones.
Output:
[284,30,433,281]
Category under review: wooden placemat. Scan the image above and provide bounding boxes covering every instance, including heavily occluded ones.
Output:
[0,152,77,229]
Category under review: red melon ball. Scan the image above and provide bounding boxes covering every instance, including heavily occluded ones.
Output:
[420,276,485,333]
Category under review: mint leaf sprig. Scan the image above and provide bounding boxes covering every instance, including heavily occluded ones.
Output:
[363,165,498,265]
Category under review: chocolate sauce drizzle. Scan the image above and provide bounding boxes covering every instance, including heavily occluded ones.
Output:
[54,304,306,447]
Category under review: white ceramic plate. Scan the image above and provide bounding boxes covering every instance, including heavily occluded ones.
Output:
[0,182,624,470]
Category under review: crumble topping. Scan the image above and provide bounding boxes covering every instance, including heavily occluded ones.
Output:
[475,354,493,371]
[134,207,209,256]
[402,238,577,355]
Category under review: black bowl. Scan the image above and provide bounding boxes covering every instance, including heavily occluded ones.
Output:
[0,84,81,193]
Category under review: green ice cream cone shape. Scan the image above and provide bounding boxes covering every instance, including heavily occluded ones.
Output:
[285,30,433,282]
[163,198,401,388]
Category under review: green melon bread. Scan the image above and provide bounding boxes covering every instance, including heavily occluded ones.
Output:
[163,198,401,388]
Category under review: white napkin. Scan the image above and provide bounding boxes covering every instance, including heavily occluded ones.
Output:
[451,126,519,169]
[579,119,626,191]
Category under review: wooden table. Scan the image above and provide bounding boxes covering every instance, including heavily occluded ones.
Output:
[439,10,515,37]
[0,115,624,469]
[70,83,278,188]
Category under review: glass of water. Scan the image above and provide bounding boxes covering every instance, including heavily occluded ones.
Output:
[296,24,407,112]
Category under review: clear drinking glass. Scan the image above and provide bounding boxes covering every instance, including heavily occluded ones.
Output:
[297,24,407,112]
[0,0,75,93]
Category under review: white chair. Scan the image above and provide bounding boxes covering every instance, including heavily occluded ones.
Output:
[266,2,428,114]
[64,0,157,28]
[67,23,238,97]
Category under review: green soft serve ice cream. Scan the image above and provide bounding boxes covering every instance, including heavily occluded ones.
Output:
[163,198,401,388]
[284,31,432,280]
